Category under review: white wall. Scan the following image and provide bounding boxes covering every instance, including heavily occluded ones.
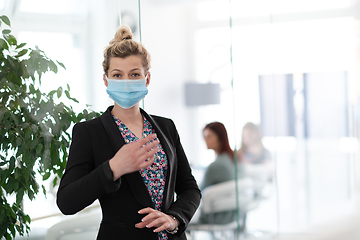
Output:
[139,2,203,164]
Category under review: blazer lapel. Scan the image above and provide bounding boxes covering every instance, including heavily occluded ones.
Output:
[100,106,154,208]
[100,106,124,153]
[140,109,176,211]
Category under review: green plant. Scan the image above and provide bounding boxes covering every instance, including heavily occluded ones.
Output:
[0,15,100,239]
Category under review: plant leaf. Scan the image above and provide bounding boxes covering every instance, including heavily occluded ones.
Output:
[16,189,25,205]
[5,34,17,46]
[0,15,11,26]
[42,172,50,181]
[64,90,70,99]
[15,49,28,58]
[0,38,9,50]
[16,42,27,49]
[57,86,62,98]
[35,143,43,154]
[48,89,57,98]
[56,60,66,70]
[0,109,4,122]
[9,156,15,172]
[2,29,11,35]
[48,60,58,73]
[16,137,22,147]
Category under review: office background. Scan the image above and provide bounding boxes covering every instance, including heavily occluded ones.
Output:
[1,0,360,238]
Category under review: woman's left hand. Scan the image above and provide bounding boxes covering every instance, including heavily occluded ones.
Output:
[135,207,179,233]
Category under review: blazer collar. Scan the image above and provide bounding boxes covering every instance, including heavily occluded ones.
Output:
[139,108,175,166]
[140,108,176,211]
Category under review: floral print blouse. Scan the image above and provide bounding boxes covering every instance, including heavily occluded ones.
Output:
[113,115,169,240]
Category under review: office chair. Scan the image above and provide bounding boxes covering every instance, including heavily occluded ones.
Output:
[243,164,273,200]
[239,164,274,239]
[187,177,258,240]
[45,208,101,240]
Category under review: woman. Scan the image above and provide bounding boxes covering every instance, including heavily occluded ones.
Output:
[56,25,201,240]
[237,122,271,165]
[199,121,236,224]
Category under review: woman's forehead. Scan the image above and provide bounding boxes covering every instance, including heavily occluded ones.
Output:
[109,56,144,71]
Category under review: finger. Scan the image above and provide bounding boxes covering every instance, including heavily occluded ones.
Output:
[145,216,164,228]
[139,155,155,169]
[138,207,154,215]
[154,223,171,233]
[137,138,159,154]
[136,142,158,163]
[139,145,158,161]
[140,211,162,224]
[135,140,159,162]
[137,209,171,232]
[137,134,157,148]
[146,216,171,232]
[135,215,160,229]
[135,221,147,229]
[136,208,155,229]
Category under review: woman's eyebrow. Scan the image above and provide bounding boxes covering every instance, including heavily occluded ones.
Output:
[110,68,123,73]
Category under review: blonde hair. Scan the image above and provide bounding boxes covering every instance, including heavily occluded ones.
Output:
[102,25,151,75]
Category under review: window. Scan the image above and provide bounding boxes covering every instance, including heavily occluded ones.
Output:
[19,0,88,15]
[18,31,86,112]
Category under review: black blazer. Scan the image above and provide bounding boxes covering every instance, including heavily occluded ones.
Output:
[57,106,201,240]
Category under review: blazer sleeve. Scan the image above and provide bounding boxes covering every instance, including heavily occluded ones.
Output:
[164,120,201,236]
[56,121,120,215]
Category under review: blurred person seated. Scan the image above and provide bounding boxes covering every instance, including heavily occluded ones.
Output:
[195,121,237,225]
[237,122,273,197]
[237,122,271,166]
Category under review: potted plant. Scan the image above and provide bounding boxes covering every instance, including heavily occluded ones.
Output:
[0,15,100,239]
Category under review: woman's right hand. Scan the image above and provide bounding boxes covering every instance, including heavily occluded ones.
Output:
[109,134,159,180]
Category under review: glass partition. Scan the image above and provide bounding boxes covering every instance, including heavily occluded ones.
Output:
[139,0,359,236]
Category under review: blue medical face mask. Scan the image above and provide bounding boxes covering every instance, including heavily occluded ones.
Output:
[105,76,148,109]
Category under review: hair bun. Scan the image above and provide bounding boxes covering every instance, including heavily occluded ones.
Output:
[110,25,133,44]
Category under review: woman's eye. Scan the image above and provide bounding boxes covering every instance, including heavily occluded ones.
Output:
[112,74,121,78]
[131,73,141,77]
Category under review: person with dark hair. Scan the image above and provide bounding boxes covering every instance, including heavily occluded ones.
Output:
[56,25,201,240]
[198,121,236,224]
